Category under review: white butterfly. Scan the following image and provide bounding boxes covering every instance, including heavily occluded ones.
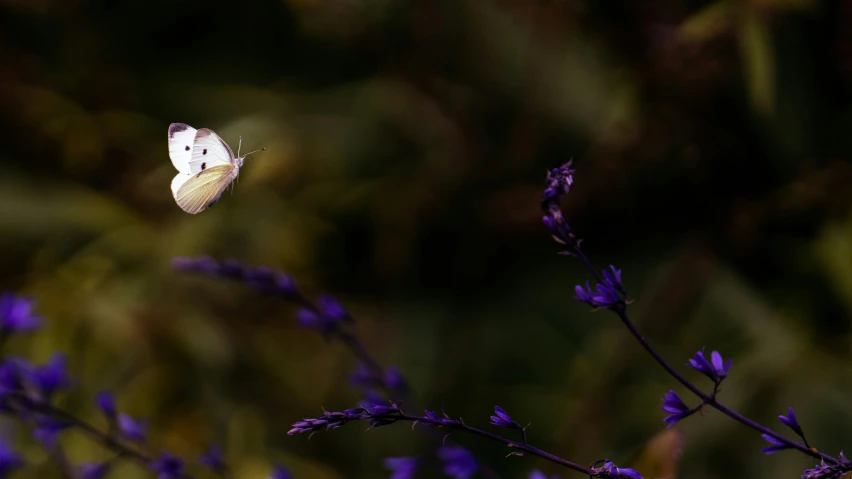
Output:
[167,123,264,214]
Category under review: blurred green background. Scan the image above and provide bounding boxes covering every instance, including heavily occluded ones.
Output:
[1,0,852,478]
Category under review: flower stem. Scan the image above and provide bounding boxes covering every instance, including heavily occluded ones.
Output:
[570,244,838,465]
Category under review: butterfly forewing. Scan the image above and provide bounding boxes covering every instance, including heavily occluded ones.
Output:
[189,128,234,174]
[167,123,198,173]
[174,164,235,214]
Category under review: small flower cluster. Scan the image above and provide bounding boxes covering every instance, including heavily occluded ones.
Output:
[174,256,408,404]
[0,292,293,479]
[542,160,840,477]
[589,460,642,479]
[574,266,626,309]
[801,452,852,479]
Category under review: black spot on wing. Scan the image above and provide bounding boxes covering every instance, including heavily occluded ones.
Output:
[184,145,190,151]
[202,149,208,155]
[201,162,206,170]
[168,123,190,138]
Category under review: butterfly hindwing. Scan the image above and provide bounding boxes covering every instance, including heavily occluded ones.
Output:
[174,164,236,214]
[189,128,234,174]
[167,123,198,173]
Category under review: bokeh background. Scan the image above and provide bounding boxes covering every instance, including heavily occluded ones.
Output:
[1,0,852,478]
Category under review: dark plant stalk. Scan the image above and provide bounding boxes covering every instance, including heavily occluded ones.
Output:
[289,407,594,476]
[541,162,837,465]
[2,387,198,478]
[569,234,836,464]
[174,257,508,478]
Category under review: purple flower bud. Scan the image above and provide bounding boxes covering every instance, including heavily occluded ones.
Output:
[295,308,319,328]
[318,294,351,323]
[384,456,419,479]
[541,161,575,205]
[270,464,293,479]
[802,452,852,479]
[368,403,399,415]
[150,452,184,479]
[199,444,226,471]
[575,281,597,307]
[761,434,790,454]
[78,462,110,479]
[95,391,116,419]
[32,353,71,400]
[0,358,27,397]
[118,413,147,442]
[384,366,407,393]
[32,416,69,448]
[437,446,478,479]
[174,257,301,299]
[686,348,731,383]
[489,405,521,429]
[661,390,694,427]
[0,436,23,476]
[0,293,42,333]
[592,460,642,479]
[778,407,804,438]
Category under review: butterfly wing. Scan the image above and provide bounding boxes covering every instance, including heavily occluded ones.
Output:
[168,123,198,173]
[174,164,235,214]
[189,128,234,174]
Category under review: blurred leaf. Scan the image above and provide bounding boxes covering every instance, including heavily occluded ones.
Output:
[738,9,776,117]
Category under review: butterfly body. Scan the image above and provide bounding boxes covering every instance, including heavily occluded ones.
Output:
[167,123,262,214]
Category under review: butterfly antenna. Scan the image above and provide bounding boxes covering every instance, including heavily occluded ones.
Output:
[237,136,242,157]
[242,147,266,160]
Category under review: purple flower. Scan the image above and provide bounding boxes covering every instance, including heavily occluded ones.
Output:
[118,413,147,442]
[95,391,117,419]
[295,308,321,328]
[591,460,642,479]
[661,390,694,427]
[761,434,790,454]
[32,416,69,448]
[349,362,375,388]
[802,452,852,479]
[287,407,370,435]
[150,452,183,479]
[384,456,419,479]
[0,436,23,477]
[686,349,731,383]
[437,446,477,479]
[270,464,293,479]
[78,462,110,479]
[384,366,407,393]
[31,353,71,399]
[318,294,351,323]
[489,406,521,429]
[541,161,575,205]
[357,389,386,410]
[778,407,804,438]
[368,403,400,415]
[172,257,300,299]
[350,363,407,394]
[0,358,27,396]
[574,268,624,309]
[0,293,42,333]
[423,409,460,427]
[199,444,225,471]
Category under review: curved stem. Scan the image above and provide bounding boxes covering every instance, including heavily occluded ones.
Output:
[5,396,195,479]
[299,411,593,475]
[571,245,837,464]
